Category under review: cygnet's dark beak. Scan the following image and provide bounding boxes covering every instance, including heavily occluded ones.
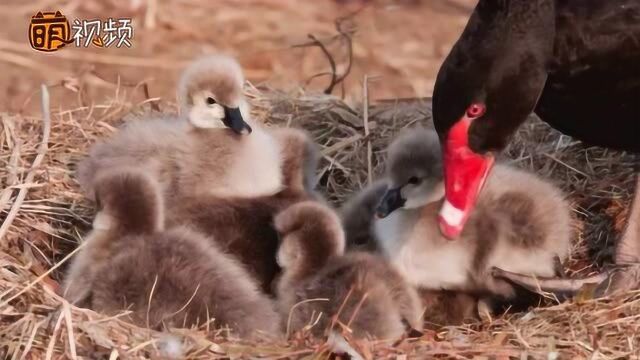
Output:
[223,106,252,135]
[375,187,405,218]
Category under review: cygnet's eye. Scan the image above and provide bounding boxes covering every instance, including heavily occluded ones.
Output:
[206,97,217,106]
[407,176,421,185]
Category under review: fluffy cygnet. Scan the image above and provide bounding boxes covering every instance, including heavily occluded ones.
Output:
[77,54,282,204]
[275,201,423,340]
[63,169,281,338]
[344,128,572,301]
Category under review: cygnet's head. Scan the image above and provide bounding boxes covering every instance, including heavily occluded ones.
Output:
[177,54,252,134]
[93,168,164,234]
[274,201,345,274]
[376,127,444,218]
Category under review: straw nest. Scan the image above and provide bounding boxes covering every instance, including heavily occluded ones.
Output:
[1,84,639,359]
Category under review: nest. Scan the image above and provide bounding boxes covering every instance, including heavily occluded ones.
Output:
[1,84,639,359]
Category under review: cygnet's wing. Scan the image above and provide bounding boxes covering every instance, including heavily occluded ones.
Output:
[271,128,320,195]
[76,114,190,199]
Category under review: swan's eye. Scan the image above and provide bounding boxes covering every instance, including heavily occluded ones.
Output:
[408,176,421,185]
[206,97,217,105]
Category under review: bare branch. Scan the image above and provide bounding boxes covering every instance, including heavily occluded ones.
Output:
[294,34,338,95]
[292,13,357,96]
[334,16,356,97]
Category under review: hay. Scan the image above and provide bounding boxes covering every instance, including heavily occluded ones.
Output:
[1,83,639,359]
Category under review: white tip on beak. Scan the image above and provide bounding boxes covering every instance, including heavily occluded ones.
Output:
[439,200,465,227]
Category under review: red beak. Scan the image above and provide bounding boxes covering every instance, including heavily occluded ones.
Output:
[438,105,494,239]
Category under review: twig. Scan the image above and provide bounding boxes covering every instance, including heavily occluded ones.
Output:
[322,134,363,156]
[62,302,78,360]
[293,16,356,96]
[334,16,355,98]
[492,266,610,295]
[286,298,330,337]
[542,153,590,178]
[0,85,51,242]
[19,319,46,360]
[303,72,333,87]
[45,308,64,360]
[146,275,159,329]
[166,283,201,318]
[143,83,161,112]
[330,287,354,334]
[294,34,338,95]
[345,292,369,328]
[363,75,372,185]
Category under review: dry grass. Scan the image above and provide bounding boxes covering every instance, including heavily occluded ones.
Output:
[1,80,639,359]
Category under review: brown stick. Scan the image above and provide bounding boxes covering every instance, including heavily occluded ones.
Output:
[293,15,356,96]
[333,16,355,98]
[491,267,610,295]
[296,34,338,95]
[143,83,161,112]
